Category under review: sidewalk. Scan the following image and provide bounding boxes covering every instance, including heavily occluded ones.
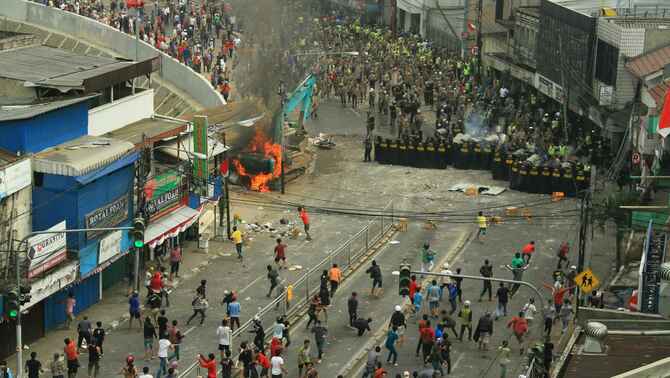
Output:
[6,202,372,375]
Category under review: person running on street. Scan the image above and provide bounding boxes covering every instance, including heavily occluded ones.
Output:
[495,283,510,320]
[521,241,536,264]
[273,238,287,269]
[446,282,458,315]
[474,311,493,351]
[186,294,208,326]
[143,317,157,361]
[220,350,233,378]
[298,206,312,241]
[385,326,399,366]
[366,260,383,297]
[231,226,243,261]
[559,298,573,334]
[50,353,66,378]
[511,253,525,269]
[439,310,459,338]
[328,264,342,297]
[270,350,287,378]
[267,265,280,298]
[458,301,473,341]
[478,260,493,302]
[92,321,105,356]
[348,292,359,328]
[522,298,538,324]
[418,320,435,363]
[420,243,436,273]
[507,311,529,355]
[25,351,43,378]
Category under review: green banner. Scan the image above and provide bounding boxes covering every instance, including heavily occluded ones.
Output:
[192,115,209,179]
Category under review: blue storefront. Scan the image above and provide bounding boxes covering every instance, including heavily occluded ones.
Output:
[32,135,138,330]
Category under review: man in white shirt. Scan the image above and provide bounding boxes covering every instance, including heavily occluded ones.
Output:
[138,366,153,378]
[157,337,172,377]
[272,317,285,340]
[270,354,286,378]
[216,319,232,359]
[440,262,453,299]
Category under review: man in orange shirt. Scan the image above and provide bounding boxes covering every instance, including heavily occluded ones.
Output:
[298,206,312,241]
[64,337,79,377]
[329,264,342,297]
[521,241,536,264]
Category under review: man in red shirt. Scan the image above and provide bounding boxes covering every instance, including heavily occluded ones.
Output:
[408,275,418,304]
[197,353,217,378]
[419,320,436,363]
[298,206,312,241]
[507,312,529,355]
[521,241,536,264]
[64,338,79,377]
[273,238,287,269]
[556,242,569,269]
[544,283,574,314]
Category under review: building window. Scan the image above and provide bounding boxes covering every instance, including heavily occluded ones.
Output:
[595,40,618,86]
[496,0,505,20]
[410,13,420,35]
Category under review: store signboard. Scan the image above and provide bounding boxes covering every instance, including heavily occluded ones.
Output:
[28,221,67,278]
[22,262,78,310]
[144,170,184,221]
[85,195,129,240]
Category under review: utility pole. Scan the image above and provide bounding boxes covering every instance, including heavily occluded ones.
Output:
[577,167,596,310]
[558,34,570,142]
[462,0,469,58]
[11,229,22,378]
[222,132,231,239]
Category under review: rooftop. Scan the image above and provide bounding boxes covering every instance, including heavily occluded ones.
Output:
[549,0,670,17]
[562,333,670,378]
[104,117,187,147]
[626,44,670,78]
[0,45,157,93]
[33,135,135,176]
[0,95,98,122]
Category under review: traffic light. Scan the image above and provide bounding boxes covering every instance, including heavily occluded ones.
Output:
[4,289,19,320]
[19,285,32,305]
[132,217,146,248]
[399,263,411,296]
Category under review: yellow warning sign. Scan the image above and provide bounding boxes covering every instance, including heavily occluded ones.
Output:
[574,268,600,294]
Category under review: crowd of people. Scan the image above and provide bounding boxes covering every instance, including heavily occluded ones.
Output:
[35,0,239,100]
[302,19,608,198]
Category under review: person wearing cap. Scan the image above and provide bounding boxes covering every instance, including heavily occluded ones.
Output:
[389,305,407,346]
[458,301,473,341]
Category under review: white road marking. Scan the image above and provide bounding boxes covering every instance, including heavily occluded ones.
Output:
[349,108,362,117]
[239,275,264,294]
[183,326,197,335]
[453,353,465,370]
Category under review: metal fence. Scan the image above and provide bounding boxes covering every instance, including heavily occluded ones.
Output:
[179,202,394,377]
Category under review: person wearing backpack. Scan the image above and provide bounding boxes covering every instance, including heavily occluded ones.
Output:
[507,311,528,355]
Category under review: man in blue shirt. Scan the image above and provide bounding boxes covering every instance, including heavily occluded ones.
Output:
[228,298,241,331]
[128,291,142,329]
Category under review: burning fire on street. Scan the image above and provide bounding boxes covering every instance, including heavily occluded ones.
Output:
[233,130,282,192]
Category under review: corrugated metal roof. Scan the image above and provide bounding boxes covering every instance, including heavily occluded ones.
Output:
[104,117,187,147]
[0,45,157,91]
[0,95,97,122]
[563,334,670,378]
[33,135,135,176]
[626,44,670,78]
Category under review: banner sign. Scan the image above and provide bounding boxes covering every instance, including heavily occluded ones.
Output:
[0,159,31,199]
[23,262,78,310]
[98,230,122,264]
[85,195,129,240]
[641,230,666,313]
[143,170,184,221]
[192,115,209,180]
[28,221,67,279]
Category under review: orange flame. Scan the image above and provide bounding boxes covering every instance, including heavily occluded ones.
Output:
[233,130,282,192]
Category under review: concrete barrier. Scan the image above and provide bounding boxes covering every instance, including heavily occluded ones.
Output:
[1,0,225,109]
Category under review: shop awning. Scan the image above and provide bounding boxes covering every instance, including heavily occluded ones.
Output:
[144,206,201,248]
